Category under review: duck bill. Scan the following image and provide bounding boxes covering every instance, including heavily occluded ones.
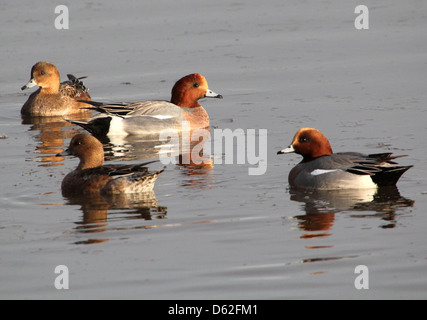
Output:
[277,145,295,155]
[56,149,72,157]
[21,78,38,90]
[204,89,223,99]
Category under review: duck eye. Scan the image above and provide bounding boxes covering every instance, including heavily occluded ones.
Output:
[193,83,199,88]
[299,136,309,143]
[40,71,46,75]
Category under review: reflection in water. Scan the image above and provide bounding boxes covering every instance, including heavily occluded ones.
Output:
[65,191,167,245]
[102,128,216,189]
[288,186,414,265]
[25,115,214,244]
[177,153,214,189]
[291,186,414,230]
[102,134,173,161]
[22,112,92,167]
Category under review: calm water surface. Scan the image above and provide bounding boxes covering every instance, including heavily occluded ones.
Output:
[1,1,426,299]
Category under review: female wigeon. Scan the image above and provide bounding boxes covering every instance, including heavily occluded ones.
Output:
[21,61,91,117]
[56,134,164,197]
[71,73,222,137]
[277,128,412,190]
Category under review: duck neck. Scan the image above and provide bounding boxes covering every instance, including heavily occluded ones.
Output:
[302,145,333,162]
[171,93,201,108]
[41,82,60,95]
[182,106,209,129]
[77,154,104,170]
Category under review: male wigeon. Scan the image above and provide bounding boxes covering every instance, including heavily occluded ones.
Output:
[277,128,412,190]
[56,134,164,197]
[21,61,91,117]
[71,73,222,137]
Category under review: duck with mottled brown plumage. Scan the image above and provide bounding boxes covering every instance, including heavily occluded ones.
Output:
[57,134,164,197]
[21,61,91,117]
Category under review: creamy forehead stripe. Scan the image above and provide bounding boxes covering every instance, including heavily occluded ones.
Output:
[310,169,339,176]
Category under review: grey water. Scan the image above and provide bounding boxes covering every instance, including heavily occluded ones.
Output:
[1,0,426,299]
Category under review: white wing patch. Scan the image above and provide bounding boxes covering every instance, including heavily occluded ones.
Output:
[150,115,174,120]
[310,169,339,176]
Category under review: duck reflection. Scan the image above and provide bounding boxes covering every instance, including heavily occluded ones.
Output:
[65,191,167,244]
[176,129,215,189]
[290,186,414,235]
[101,127,215,189]
[102,133,172,161]
[177,152,214,189]
[289,186,414,267]
[22,111,92,166]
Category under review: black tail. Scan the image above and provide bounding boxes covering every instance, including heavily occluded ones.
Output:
[67,117,112,137]
[371,165,413,187]
[367,153,412,186]
[346,153,412,186]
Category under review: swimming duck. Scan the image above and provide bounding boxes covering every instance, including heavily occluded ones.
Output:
[21,61,91,117]
[277,128,412,190]
[71,73,222,137]
[57,134,164,196]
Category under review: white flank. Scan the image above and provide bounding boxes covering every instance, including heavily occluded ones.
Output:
[352,175,377,189]
[310,169,377,189]
[107,116,128,137]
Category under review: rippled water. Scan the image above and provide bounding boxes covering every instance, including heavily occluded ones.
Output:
[1,0,426,299]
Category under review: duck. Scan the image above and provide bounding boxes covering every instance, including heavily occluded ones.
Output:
[56,134,164,197]
[277,128,412,190]
[70,73,222,137]
[21,61,91,117]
